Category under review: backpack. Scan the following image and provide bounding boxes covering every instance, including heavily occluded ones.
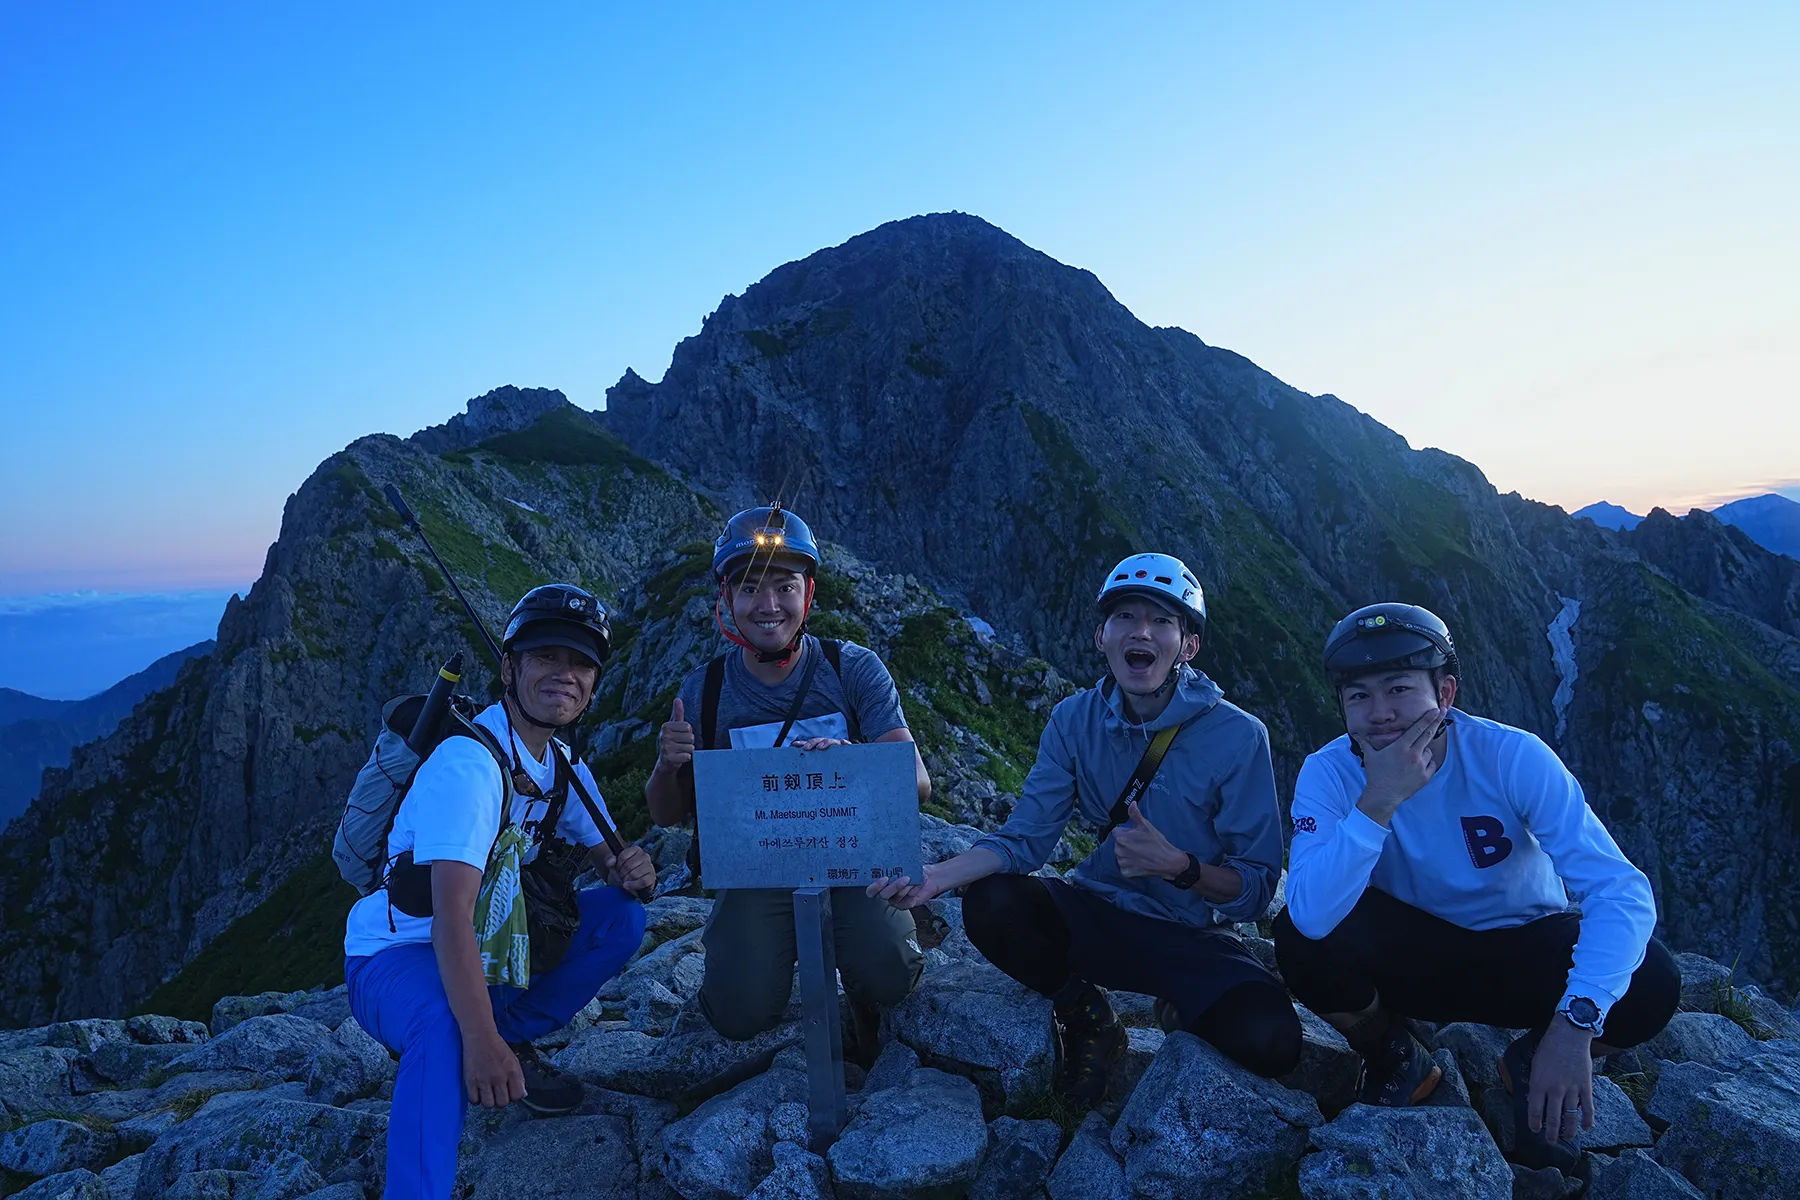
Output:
[333,692,514,895]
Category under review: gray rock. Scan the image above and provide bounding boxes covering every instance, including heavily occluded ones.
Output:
[1297,1104,1511,1200]
[247,1151,327,1200]
[1742,992,1800,1042]
[1112,1032,1322,1200]
[458,1112,637,1199]
[13,1170,109,1200]
[660,1068,806,1200]
[164,1170,255,1198]
[1098,1026,1164,1116]
[209,991,306,1035]
[287,991,352,1031]
[0,1117,117,1176]
[918,813,985,863]
[1046,1113,1125,1200]
[643,895,713,943]
[1647,1011,1756,1066]
[1281,1006,1360,1116]
[294,1187,367,1200]
[1675,953,1734,1013]
[768,1102,811,1147]
[626,981,686,1037]
[126,1015,210,1045]
[1644,1059,1735,1130]
[43,1021,131,1054]
[303,1018,395,1107]
[129,1091,385,1199]
[1509,1164,1579,1200]
[745,1141,835,1200]
[1421,1048,1471,1109]
[1587,1148,1705,1199]
[555,1016,801,1102]
[863,1040,921,1093]
[969,1116,1060,1200]
[101,1152,145,1197]
[891,959,1054,1106]
[827,1067,988,1200]
[168,1014,335,1079]
[599,931,706,1004]
[1652,1044,1800,1198]
[1431,1024,1519,1097]
[1582,1074,1653,1153]
[1104,991,1158,1030]
[76,1040,191,1091]
[0,1046,78,1119]
[116,1109,183,1153]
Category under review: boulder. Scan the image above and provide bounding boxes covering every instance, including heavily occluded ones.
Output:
[116,1109,184,1154]
[168,1014,335,1079]
[163,1170,255,1198]
[1582,1074,1653,1153]
[1111,1032,1322,1200]
[968,1117,1060,1200]
[827,1067,989,1200]
[1104,991,1158,1030]
[43,1021,130,1054]
[1045,1113,1125,1200]
[128,1091,385,1198]
[245,1150,327,1199]
[626,981,687,1037]
[1652,1045,1800,1198]
[1280,1007,1360,1116]
[0,1046,78,1120]
[1509,1164,1580,1200]
[12,1170,109,1200]
[891,960,1054,1107]
[303,1018,396,1106]
[659,1068,807,1200]
[1430,1024,1518,1097]
[643,895,713,944]
[1675,953,1734,1013]
[1644,1060,1735,1130]
[1587,1148,1705,1199]
[1741,990,1800,1042]
[0,1118,117,1176]
[76,1040,192,1091]
[599,931,706,1004]
[918,814,985,863]
[125,1015,210,1046]
[555,1016,801,1102]
[294,1186,367,1200]
[1420,1048,1470,1108]
[1099,1027,1164,1115]
[101,1152,144,1197]
[457,1112,637,1200]
[863,1041,921,1093]
[1647,1011,1756,1067]
[1297,1104,1512,1200]
[746,1141,835,1200]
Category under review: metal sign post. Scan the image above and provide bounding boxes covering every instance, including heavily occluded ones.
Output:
[793,886,848,1150]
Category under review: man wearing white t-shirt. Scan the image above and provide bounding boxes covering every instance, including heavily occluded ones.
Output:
[1273,603,1678,1173]
[343,584,655,1200]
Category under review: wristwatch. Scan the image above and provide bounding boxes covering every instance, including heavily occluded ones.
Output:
[1169,853,1204,891]
[1559,995,1603,1034]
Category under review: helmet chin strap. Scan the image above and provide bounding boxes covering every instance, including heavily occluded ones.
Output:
[506,682,567,731]
[715,578,816,668]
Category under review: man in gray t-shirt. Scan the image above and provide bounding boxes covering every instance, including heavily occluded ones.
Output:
[646,504,930,1046]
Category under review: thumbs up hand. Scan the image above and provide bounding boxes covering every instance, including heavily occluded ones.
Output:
[1111,800,1187,879]
[659,698,696,770]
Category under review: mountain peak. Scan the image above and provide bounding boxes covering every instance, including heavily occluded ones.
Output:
[1572,501,1644,531]
[410,385,574,453]
[1713,492,1800,559]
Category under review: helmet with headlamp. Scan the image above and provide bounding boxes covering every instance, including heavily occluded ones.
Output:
[1322,602,1459,688]
[712,504,821,667]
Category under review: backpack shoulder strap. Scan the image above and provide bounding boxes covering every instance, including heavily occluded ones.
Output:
[1098,715,1181,844]
[443,708,516,827]
[700,654,728,751]
[817,638,864,743]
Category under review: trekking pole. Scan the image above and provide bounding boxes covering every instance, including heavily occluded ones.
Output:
[382,483,648,891]
[383,484,506,668]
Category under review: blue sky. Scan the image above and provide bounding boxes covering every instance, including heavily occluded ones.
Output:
[2,2,1796,608]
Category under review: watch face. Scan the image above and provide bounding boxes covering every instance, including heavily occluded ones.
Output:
[1566,997,1601,1028]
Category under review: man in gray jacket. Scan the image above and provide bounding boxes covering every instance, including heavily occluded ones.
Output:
[870,554,1298,1105]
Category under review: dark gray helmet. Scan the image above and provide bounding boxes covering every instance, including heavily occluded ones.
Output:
[503,584,611,665]
[1323,603,1459,686]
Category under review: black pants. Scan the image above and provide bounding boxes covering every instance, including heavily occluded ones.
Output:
[1271,888,1680,1048]
[963,873,1303,1078]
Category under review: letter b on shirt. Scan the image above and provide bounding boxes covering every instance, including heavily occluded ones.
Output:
[1460,815,1513,869]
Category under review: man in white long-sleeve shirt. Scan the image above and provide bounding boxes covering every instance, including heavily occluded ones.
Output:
[1273,603,1677,1173]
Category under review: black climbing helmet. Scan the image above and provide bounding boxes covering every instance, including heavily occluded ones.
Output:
[1322,603,1459,688]
[712,504,820,583]
[503,584,612,666]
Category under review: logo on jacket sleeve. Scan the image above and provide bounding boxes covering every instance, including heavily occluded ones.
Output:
[1293,815,1317,834]
[1460,815,1513,869]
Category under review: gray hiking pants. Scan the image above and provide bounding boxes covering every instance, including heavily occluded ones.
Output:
[698,886,924,1041]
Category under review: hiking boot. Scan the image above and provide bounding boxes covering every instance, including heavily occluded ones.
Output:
[511,1041,584,1115]
[1357,1024,1442,1106]
[1055,986,1127,1110]
[1497,1031,1580,1172]
[1154,997,1183,1034]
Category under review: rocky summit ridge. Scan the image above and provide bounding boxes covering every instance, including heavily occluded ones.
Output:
[0,876,1796,1199]
[0,211,1797,1192]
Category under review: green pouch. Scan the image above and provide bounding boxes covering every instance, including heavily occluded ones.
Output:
[475,823,533,988]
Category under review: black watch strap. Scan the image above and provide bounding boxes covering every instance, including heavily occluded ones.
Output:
[1170,853,1203,890]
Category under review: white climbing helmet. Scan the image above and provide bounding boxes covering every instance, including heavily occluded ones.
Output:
[1096,553,1207,634]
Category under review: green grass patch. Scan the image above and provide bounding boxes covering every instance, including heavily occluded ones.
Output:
[138,851,357,1024]
[478,406,662,474]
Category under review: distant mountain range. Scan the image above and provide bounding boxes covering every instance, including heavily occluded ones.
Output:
[0,642,213,829]
[1575,493,1800,559]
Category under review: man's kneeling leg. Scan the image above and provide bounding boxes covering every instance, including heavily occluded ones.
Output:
[699,888,804,1041]
[347,946,467,1200]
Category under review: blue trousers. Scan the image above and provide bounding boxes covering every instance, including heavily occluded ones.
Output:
[345,886,646,1200]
